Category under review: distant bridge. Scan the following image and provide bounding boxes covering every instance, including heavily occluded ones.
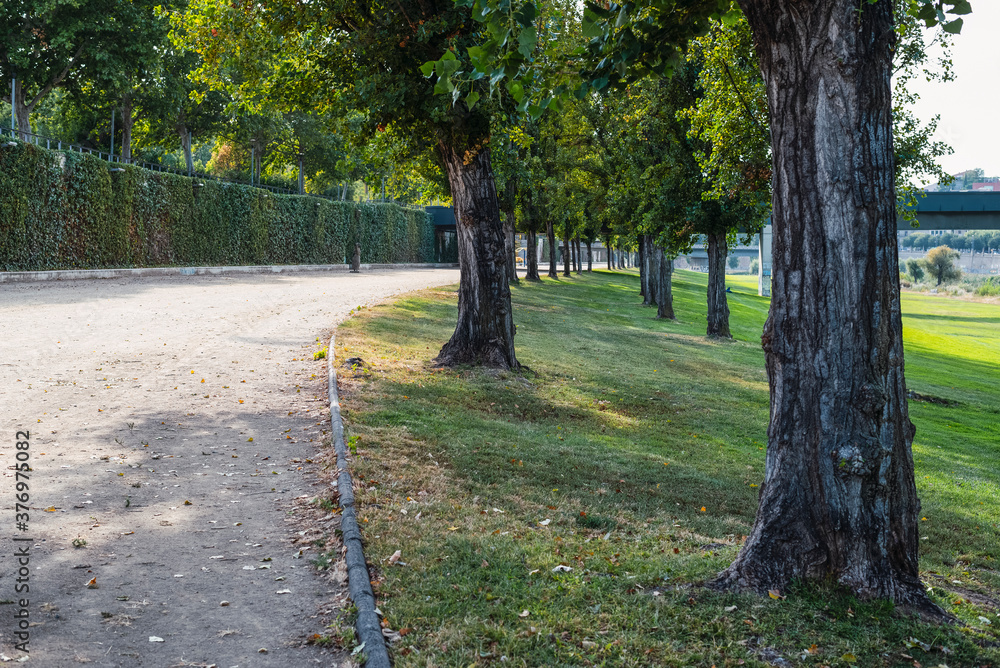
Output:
[901,191,1000,231]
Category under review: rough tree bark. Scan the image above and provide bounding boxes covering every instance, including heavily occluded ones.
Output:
[639,235,648,297]
[562,230,571,277]
[526,229,541,280]
[655,246,674,320]
[575,236,582,274]
[119,95,134,162]
[706,230,731,338]
[178,124,194,173]
[715,0,935,612]
[642,235,656,306]
[434,137,519,370]
[547,221,558,278]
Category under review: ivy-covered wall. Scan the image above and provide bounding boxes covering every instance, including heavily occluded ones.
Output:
[0,142,435,271]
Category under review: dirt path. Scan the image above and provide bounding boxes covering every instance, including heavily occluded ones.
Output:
[0,268,458,667]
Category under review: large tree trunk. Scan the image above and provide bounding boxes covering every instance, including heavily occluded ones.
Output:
[562,230,571,277]
[716,0,934,612]
[706,231,731,338]
[434,139,519,370]
[547,221,558,278]
[574,236,582,274]
[656,247,674,320]
[606,237,613,270]
[526,229,541,280]
[586,240,593,272]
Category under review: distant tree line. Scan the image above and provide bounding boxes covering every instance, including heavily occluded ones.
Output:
[901,230,1000,253]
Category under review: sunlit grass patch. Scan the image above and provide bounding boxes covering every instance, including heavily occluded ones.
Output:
[330,269,1000,667]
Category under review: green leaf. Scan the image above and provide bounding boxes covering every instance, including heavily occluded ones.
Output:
[582,8,602,38]
[517,26,537,58]
[942,16,964,33]
[509,81,525,103]
[467,45,486,63]
[419,60,435,77]
[951,0,973,14]
[441,50,457,61]
[465,90,480,109]
[514,2,537,27]
[720,9,742,27]
[434,76,455,95]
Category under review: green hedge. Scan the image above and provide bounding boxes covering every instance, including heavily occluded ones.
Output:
[0,142,435,271]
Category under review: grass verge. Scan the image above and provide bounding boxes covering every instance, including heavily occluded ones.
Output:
[329,269,1000,667]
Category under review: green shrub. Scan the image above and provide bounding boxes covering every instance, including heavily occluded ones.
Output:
[0,142,435,271]
[975,276,1000,297]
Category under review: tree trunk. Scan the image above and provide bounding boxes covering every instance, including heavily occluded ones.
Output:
[574,236,581,274]
[606,237,613,270]
[12,79,32,139]
[178,124,194,174]
[656,247,674,320]
[547,221,558,278]
[716,0,934,612]
[562,230,571,277]
[526,229,541,280]
[434,139,519,370]
[642,235,656,306]
[119,95,134,162]
[586,240,593,272]
[639,235,648,297]
[706,231,731,338]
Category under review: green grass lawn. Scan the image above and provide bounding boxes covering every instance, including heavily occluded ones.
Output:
[328,269,1000,668]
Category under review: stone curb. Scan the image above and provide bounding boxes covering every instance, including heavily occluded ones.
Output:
[326,333,392,668]
[0,263,458,284]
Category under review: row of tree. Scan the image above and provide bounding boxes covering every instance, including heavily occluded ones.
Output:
[0,0,451,199]
[4,0,972,615]
[901,230,1000,252]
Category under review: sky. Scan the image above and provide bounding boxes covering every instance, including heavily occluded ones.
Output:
[906,2,1000,181]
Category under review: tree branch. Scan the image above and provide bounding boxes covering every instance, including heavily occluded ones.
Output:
[722,61,769,144]
[26,43,86,112]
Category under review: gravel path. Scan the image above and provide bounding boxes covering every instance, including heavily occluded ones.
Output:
[0,268,458,667]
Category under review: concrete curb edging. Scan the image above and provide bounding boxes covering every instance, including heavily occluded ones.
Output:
[0,262,459,284]
[327,333,392,668]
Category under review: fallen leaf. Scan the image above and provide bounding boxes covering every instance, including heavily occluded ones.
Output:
[184,500,192,506]
[538,519,551,526]
[768,589,785,600]
[388,550,402,565]
[518,610,530,618]
[724,605,738,612]
[85,577,98,589]
[841,653,857,663]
